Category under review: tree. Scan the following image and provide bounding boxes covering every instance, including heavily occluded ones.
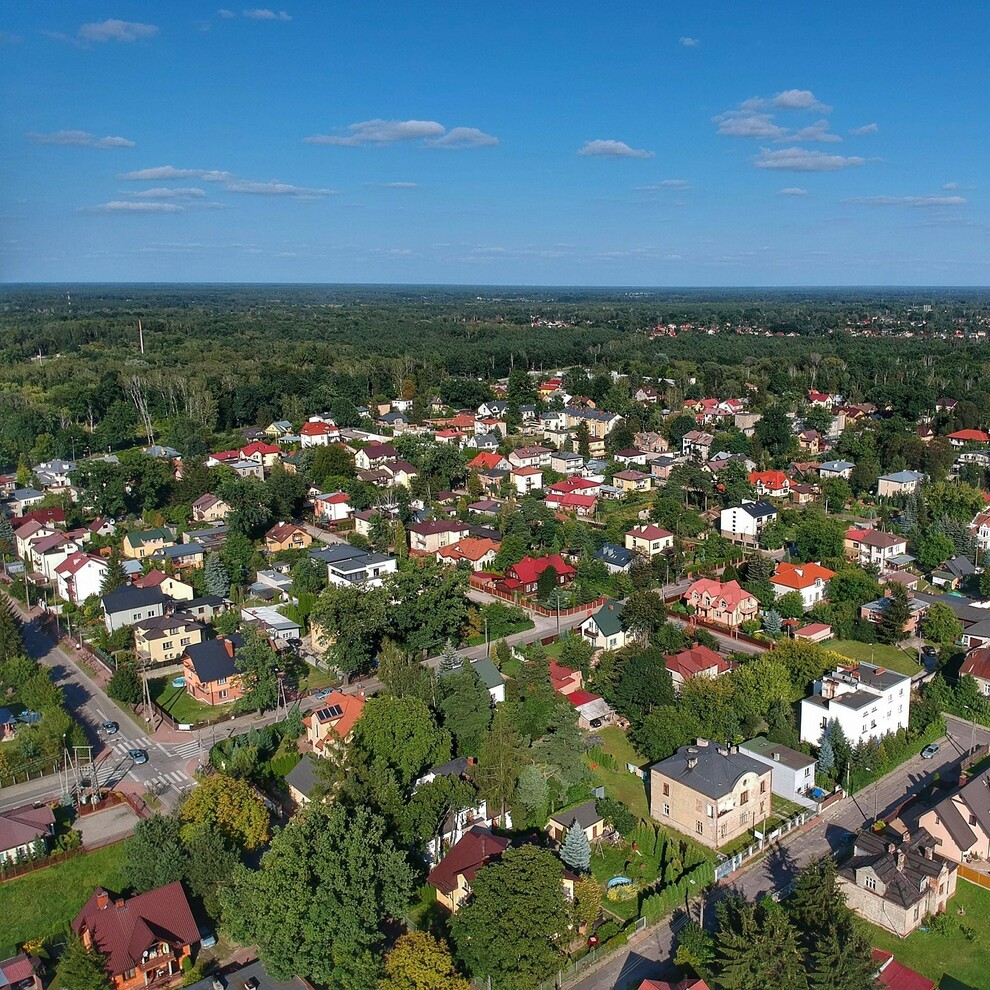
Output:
[403,774,478,856]
[56,934,111,990]
[439,662,493,757]
[179,772,270,850]
[915,531,955,571]
[107,661,143,705]
[204,553,231,598]
[311,581,388,680]
[762,609,783,636]
[100,546,127,596]
[536,564,559,602]
[575,420,591,458]
[775,591,805,620]
[352,696,451,788]
[713,896,808,990]
[183,827,239,919]
[819,477,852,513]
[0,514,14,555]
[438,639,462,673]
[875,582,911,645]
[121,813,187,892]
[923,601,963,648]
[451,845,569,990]
[572,877,603,929]
[633,705,702,763]
[607,647,675,724]
[674,922,715,982]
[793,512,845,562]
[0,600,25,662]
[559,821,591,873]
[379,932,471,990]
[476,706,524,822]
[754,404,794,458]
[620,590,667,644]
[826,569,882,607]
[221,803,413,990]
[595,796,636,837]
[234,627,279,712]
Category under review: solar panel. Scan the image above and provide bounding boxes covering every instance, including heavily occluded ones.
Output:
[316,704,344,720]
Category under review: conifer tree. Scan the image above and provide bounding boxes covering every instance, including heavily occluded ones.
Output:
[439,639,461,673]
[0,598,24,662]
[0,514,14,555]
[100,547,127,596]
[204,553,231,598]
[559,819,591,873]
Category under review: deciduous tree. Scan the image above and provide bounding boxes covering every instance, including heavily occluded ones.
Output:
[379,932,471,990]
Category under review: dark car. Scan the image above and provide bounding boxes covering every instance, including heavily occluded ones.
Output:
[128,749,149,764]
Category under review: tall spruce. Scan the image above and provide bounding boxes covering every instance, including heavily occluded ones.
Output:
[0,597,25,662]
[559,819,591,873]
[714,897,808,990]
[100,547,127,596]
[204,553,231,598]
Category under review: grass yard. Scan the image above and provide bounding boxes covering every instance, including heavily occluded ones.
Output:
[861,879,990,989]
[586,726,649,821]
[298,666,339,693]
[829,639,922,677]
[149,677,234,724]
[0,841,129,957]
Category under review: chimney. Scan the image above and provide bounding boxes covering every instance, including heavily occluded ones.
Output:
[96,890,110,910]
[772,752,781,761]
[686,746,699,770]
[895,851,906,871]
[886,842,897,855]
[924,845,934,860]
[224,639,234,658]
[115,898,125,909]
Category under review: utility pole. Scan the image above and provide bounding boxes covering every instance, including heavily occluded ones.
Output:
[138,319,145,355]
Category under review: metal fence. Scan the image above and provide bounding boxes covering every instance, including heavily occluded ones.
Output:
[714,810,811,883]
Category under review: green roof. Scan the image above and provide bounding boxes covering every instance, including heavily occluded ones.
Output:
[124,527,172,549]
[591,599,624,637]
[440,655,505,690]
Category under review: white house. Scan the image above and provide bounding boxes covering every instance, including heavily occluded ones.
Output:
[844,528,909,569]
[625,524,674,557]
[314,492,353,524]
[877,470,925,498]
[720,500,777,546]
[819,460,855,480]
[580,599,631,652]
[299,421,339,447]
[54,552,108,605]
[770,561,836,611]
[799,661,911,747]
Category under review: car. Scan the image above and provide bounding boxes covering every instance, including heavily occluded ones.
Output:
[589,717,604,728]
[101,720,119,735]
[921,743,941,760]
[313,687,333,701]
[128,749,149,764]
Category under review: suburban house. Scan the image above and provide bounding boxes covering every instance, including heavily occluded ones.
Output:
[508,445,553,470]
[72,882,199,990]
[664,645,732,691]
[625,524,674,557]
[436,537,500,570]
[858,594,925,637]
[468,451,510,473]
[151,542,206,572]
[682,578,759,629]
[930,554,977,590]
[0,803,55,865]
[131,571,195,602]
[53,552,108,605]
[919,772,990,863]
[770,561,836,610]
[285,754,322,806]
[240,605,300,642]
[837,829,956,937]
[264,522,312,554]
[845,528,909,569]
[748,470,790,498]
[549,661,584,696]
[313,491,353,524]
[819,459,855,479]
[546,799,606,845]
[682,431,714,461]
[580,599,631,652]
[182,635,245,707]
[427,826,511,913]
[877,470,925,497]
[612,469,652,493]
[304,690,366,754]
[13,520,57,559]
[122,528,175,560]
[313,544,398,587]
[191,493,230,523]
[550,492,598,519]
[498,554,576,597]
[959,647,990,695]
[510,466,544,495]
[947,429,990,447]
[133,613,204,666]
[738,737,817,807]
[6,488,44,517]
[101,585,168,634]
[439,656,505,704]
[354,443,398,470]
[799,661,911,747]
[593,544,633,574]
[299,420,339,447]
[239,441,282,470]
[719,500,777,547]
[408,520,471,555]
[551,450,585,475]
[649,739,772,850]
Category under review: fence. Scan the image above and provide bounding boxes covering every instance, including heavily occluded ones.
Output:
[0,759,62,789]
[468,575,607,618]
[958,865,990,891]
[714,811,811,883]
[0,845,87,882]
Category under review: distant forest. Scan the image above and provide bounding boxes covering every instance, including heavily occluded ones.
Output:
[1,284,990,468]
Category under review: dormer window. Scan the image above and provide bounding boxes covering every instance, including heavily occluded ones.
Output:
[865,876,876,891]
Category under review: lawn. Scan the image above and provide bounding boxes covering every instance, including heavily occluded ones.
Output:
[829,639,922,676]
[149,677,234,724]
[860,879,990,989]
[298,665,339,693]
[0,841,129,957]
[585,726,649,821]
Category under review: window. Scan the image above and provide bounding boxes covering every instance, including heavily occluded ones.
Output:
[218,677,227,685]
[760,780,767,793]
[740,790,749,805]
[163,641,173,650]
[662,783,670,797]
[739,811,748,826]
[219,690,228,699]
[804,767,811,777]
[663,803,670,816]
[696,821,704,835]
[707,803,714,819]
[719,823,727,839]
[914,905,920,921]
[865,876,876,891]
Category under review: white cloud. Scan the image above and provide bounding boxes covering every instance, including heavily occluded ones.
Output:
[679,36,698,46]
[771,89,831,112]
[28,130,136,149]
[789,119,840,143]
[0,31,23,45]
[78,19,158,42]
[578,139,654,159]
[755,147,865,171]
[242,9,292,20]
[637,179,690,190]
[218,8,236,16]
[846,195,966,208]
[849,122,878,135]
[131,187,206,199]
[87,201,184,213]
[714,110,788,139]
[224,180,335,198]
[778,187,809,196]
[426,127,498,148]
[118,165,233,181]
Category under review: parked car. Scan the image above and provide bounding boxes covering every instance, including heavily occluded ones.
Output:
[921,743,941,760]
[128,749,149,764]
[101,720,119,735]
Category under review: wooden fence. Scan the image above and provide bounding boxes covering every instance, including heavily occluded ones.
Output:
[958,864,990,891]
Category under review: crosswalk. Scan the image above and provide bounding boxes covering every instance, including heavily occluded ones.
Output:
[168,740,202,759]
[146,769,193,793]
[108,734,154,758]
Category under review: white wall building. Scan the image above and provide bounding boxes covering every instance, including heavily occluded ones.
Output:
[799,661,911,747]
[719,500,777,546]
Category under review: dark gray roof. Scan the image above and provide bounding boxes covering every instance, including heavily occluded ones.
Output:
[832,689,880,711]
[651,742,768,800]
[934,796,978,852]
[101,585,169,614]
[284,754,321,802]
[184,635,243,683]
[739,736,815,772]
[593,544,633,568]
[944,555,977,579]
[591,599,624,637]
[309,544,368,565]
[548,799,603,831]
[841,661,911,691]
[912,591,989,626]
[737,500,776,519]
[839,829,950,910]
[425,757,471,779]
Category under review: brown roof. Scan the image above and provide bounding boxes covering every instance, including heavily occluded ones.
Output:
[961,647,990,682]
[73,882,198,976]
[427,826,509,895]
[0,804,55,853]
[265,522,307,544]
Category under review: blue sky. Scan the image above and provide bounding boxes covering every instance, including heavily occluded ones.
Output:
[2,1,988,285]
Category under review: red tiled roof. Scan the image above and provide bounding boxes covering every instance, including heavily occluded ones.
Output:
[0,803,54,854]
[961,647,990,682]
[20,507,66,527]
[507,554,576,585]
[303,690,365,741]
[54,551,105,577]
[626,524,672,541]
[664,645,729,680]
[639,980,712,990]
[300,421,332,435]
[566,689,602,708]
[684,578,755,611]
[437,537,501,563]
[549,661,579,689]
[871,950,936,990]
[266,522,307,543]
[749,470,789,490]
[771,561,836,590]
[427,827,509,895]
[240,441,280,457]
[557,494,597,510]
[316,491,350,504]
[468,452,506,470]
[948,429,990,443]
[72,882,198,976]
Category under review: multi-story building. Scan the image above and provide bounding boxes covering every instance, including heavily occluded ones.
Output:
[719,500,777,547]
[133,613,204,666]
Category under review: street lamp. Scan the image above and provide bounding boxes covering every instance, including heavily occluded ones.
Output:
[864,766,879,826]
[963,705,977,755]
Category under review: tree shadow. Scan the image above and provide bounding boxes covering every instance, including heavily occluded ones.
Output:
[939,977,977,990]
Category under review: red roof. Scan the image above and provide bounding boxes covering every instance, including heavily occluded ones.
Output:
[72,882,199,976]
[684,578,755,611]
[427,826,509,895]
[664,645,729,680]
[771,561,836,590]
[961,647,990,682]
[54,551,105,577]
[566,689,602,708]
[20,507,66,527]
[316,491,350,504]
[506,554,576,585]
[549,661,580,691]
[749,469,789,490]
[131,569,168,588]
[871,950,936,990]
[240,441,280,457]
[948,429,990,443]
[512,466,543,476]
[300,421,332,435]
[626,524,673,541]
[557,493,597,510]
[468,452,506,470]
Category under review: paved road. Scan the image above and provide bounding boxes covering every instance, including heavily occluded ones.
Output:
[568,714,990,990]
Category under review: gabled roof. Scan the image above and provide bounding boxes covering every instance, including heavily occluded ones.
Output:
[870,950,936,990]
[684,578,755,611]
[265,521,308,543]
[626,524,672,541]
[589,599,624,637]
[467,452,507,470]
[664,645,729,680]
[54,551,106,577]
[427,826,510,895]
[0,803,54,853]
[507,554,576,584]
[303,689,365,742]
[771,561,836,590]
[101,585,169,614]
[547,799,604,831]
[961,647,990,681]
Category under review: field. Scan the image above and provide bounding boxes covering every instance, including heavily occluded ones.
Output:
[585,726,649,821]
[149,677,234,724]
[829,639,922,676]
[0,841,128,957]
[861,879,990,989]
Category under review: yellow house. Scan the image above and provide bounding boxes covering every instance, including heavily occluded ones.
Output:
[122,528,174,560]
[612,470,652,493]
[133,613,204,665]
